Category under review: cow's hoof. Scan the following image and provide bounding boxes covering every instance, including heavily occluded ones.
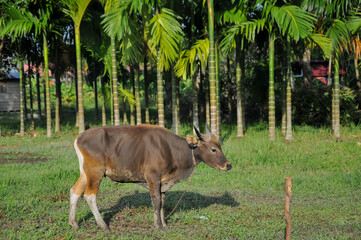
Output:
[155,224,166,232]
[101,225,110,232]
[69,221,80,230]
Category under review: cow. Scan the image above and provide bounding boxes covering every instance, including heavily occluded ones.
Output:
[68,124,231,232]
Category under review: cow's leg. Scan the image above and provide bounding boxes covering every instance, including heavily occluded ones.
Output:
[84,171,110,232]
[69,173,87,229]
[160,192,169,229]
[146,175,164,231]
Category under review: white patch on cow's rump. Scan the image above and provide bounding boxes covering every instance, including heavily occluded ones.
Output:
[74,138,85,174]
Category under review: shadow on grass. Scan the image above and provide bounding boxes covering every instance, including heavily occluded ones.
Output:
[80,191,239,226]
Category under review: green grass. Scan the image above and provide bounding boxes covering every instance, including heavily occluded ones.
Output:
[0,124,360,239]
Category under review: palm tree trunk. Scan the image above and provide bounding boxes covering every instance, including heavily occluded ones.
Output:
[207,0,217,135]
[19,62,25,136]
[122,74,128,124]
[157,50,165,128]
[216,45,221,142]
[333,53,341,139]
[36,69,42,120]
[285,38,293,141]
[54,37,61,133]
[134,64,142,125]
[111,37,120,126]
[170,0,178,134]
[226,56,232,120]
[354,54,360,88]
[43,34,51,137]
[74,26,84,133]
[22,66,27,121]
[205,76,211,127]
[241,46,246,132]
[236,41,244,138]
[268,31,276,141]
[192,65,200,135]
[43,71,47,120]
[144,57,149,123]
[130,67,135,125]
[22,68,27,121]
[94,75,99,123]
[75,71,79,128]
[191,3,199,135]
[302,48,312,88]
[282,48,287,136]
[101,77,106,126]
[176,77,180,130]
[110,78,114,126]
[28,61,34,131]
[171,68,179,134]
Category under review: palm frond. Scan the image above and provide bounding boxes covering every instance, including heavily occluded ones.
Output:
[326,19,350,51]
[348,12,361,35]
[219,18,265,54]
[101,7,134,39]
[149,7,184,71]
[0,4,41,39]
[270,5,316,41]
[308,33,332,58]
[119,87,136,105]
[174,38,209,79]
[62,0,91,27]
[348,35,361,60]
[218,6,247,25]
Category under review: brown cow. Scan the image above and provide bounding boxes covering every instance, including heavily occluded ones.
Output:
[68,124,231,232]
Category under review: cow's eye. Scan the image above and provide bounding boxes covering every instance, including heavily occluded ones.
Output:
[211,148,217,153]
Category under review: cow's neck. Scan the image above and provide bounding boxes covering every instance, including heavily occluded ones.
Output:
[175,137,201,168]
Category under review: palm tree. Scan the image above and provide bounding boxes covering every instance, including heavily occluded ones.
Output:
[326,19,349,139]
[303,0,361,139]
[175,38,209,132]
[207,0,217,135]
[134,64,142,125]
[150,6,184,128]
[0,2,59,137]
[99,0,122,126]
[285,36,293,141]
[220,3,264,138]
[63,0,92,133]
[348,11,361,86]
[259,2,316,140]
[19,62,25,136]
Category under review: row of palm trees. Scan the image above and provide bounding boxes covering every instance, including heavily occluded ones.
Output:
[1,0,361,140]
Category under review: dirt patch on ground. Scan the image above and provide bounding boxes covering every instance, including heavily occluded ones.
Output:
[0,152,48,165]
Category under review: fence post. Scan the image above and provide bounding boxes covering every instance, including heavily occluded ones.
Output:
[285,177,292,240]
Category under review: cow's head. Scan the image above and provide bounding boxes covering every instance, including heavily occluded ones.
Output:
[186,124,231,171]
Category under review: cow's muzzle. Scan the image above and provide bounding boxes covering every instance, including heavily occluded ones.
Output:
[226,163,232,170]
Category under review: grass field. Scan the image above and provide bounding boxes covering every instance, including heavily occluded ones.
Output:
[0,123,360,239]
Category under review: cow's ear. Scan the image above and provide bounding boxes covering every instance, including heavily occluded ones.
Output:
[186,135,199,148]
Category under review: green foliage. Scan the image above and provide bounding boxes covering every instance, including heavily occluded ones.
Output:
[0,4,41,39]
[308,33,332,58]
[149,8,184,71]
[270,5,316,41]
[326,19,350,51]
[101,2,143,64]
[348,12,361,34]
[62,0,91,27]
[175,38,209,80]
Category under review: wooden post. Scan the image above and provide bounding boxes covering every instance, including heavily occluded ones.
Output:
[285,177,292,240]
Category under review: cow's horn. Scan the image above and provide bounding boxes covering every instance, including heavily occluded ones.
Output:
[194,125,204,141]
[206,123,211,135]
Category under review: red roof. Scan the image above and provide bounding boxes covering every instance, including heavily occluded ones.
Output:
[311,60,346,77]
